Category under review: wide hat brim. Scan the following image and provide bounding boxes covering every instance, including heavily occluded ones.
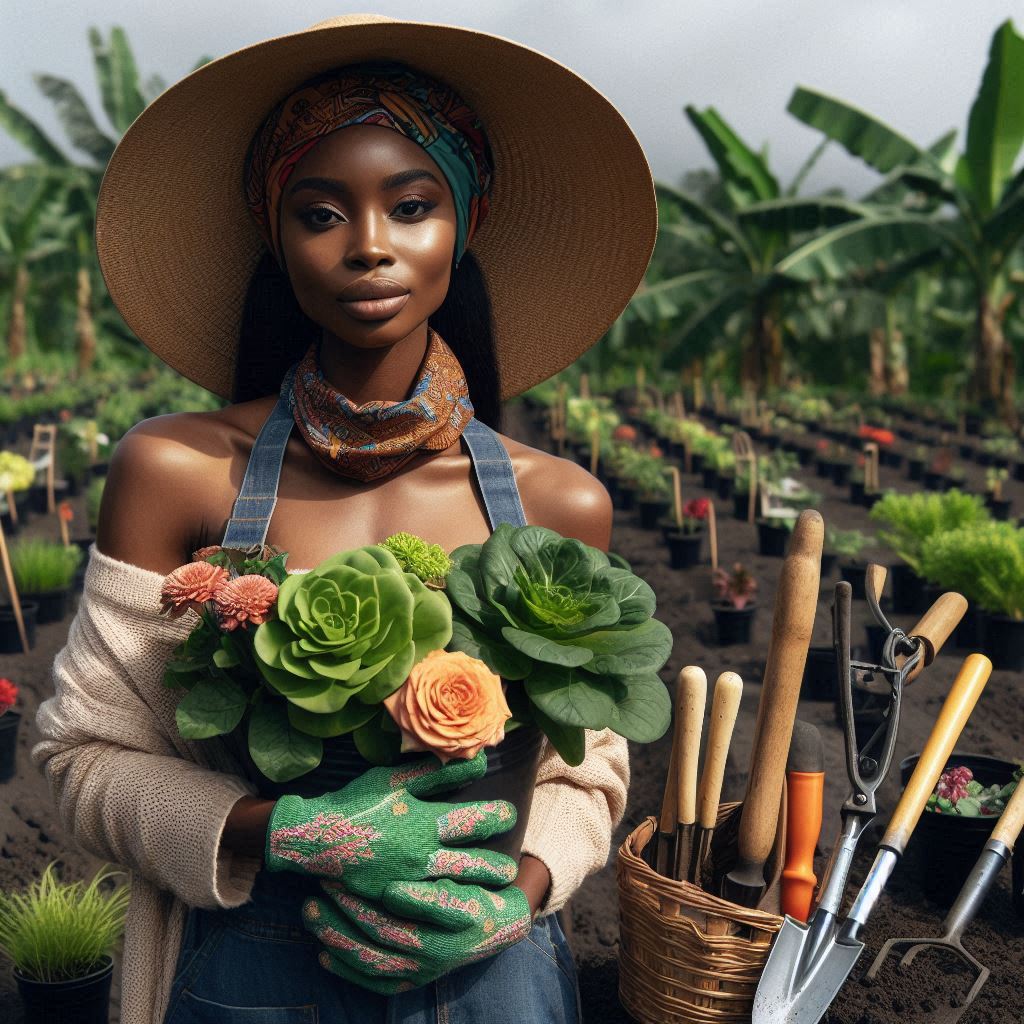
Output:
[95,14,657,402]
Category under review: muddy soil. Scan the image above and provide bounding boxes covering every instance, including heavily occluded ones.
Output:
[1,402,1023,1023]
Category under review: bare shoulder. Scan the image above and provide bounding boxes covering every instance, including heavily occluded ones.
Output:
[94,399,273,573]
[499,433,613,551]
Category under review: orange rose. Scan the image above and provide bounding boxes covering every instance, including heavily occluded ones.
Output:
[383,650,512,764]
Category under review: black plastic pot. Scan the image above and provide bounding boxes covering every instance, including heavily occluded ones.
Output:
[982,613,1024,671]
[820,552,838,578]
[953,604,984,650]
[1013,460,1024,483]
[849,480,865,505]
[28,482,68,515]
[0,510,19,536]
[716,473,734,501]
[756,519,790,557]
[794,445,814,467]
[0,710,20,782]
[889,562,926,615]
[864,623,888,663]
[860,490,881,511]
[838,561,867,600]
[637,496,671,530]
[907,458,924,481]
[23,588,70,625]
[831,462,852,487]
[922,470,945,491]
[0,601,37,652]
[14,955,114,1024]
[802,646,838,701]
[733,491,752,521]
[613,484,636,512]
[986,495,1012,521]
[902,753,1021,905]
[701,466,719,490]
[689,452,705,475]
[815,458,832,479]
[712,603,756,646]
[666,530,704,570]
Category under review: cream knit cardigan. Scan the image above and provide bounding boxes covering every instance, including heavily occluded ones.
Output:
[31,544,630,1024]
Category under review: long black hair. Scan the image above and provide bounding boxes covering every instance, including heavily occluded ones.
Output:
[233,251,502,431]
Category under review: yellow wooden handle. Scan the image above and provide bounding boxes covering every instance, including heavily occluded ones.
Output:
[904,592,968,683]
[865,564,886,605]
[882,653,992,854]
[676,666,708,826]
[697,672,743,828]
[991,769,1024,848]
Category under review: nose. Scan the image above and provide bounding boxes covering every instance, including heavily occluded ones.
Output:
[343,210,394,269]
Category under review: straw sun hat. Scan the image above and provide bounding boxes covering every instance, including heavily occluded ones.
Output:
[95,13,657,401]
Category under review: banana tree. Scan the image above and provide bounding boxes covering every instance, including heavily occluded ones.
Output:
[774,19,1024,423]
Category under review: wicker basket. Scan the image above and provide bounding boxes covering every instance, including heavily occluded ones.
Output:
[617,801,786,1024]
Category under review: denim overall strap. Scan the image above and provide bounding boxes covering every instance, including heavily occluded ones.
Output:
[459,417,527,528]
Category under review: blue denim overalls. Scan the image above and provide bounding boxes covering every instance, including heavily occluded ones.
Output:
[163,377,581,1023]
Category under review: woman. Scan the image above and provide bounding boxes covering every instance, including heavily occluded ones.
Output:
[33,14,657,1024]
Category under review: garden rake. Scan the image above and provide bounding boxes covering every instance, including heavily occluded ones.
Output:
[863,763,1024,1022]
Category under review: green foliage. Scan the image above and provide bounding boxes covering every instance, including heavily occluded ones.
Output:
[445,524,673,764]
[0,862,128,982]
[9,538,82,593]
[380,532,452,588]
[869,490,990,573]
[0,452,35,492]
[918,521,1024,618]
[824,526,870,560]
[565,397,620,446]
[86,474,105,532]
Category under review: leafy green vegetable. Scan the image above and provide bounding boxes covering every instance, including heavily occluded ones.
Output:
[380,532,453,588]
[446,524,672,764]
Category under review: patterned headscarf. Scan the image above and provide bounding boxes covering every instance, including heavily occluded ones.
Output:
[245,62,493,266]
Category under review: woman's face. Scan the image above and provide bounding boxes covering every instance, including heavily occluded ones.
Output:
[278,124,458,349]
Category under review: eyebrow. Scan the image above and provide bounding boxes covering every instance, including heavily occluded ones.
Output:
[288,169,443,197]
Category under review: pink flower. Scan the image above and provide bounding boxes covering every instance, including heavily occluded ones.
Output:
[213,574,279,631]
[0,678,17,714]
[192,545,224,561]
[160,561,229,619]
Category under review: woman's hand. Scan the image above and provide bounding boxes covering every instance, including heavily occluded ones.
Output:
[303,875,534,993]
[263,751,519,900]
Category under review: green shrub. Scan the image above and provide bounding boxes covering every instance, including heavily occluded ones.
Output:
[918,522,1024,619]
[9,539,82,594]
[869,490,989,575]
[0,862,129,982]
[87,476,106,533]
[825,526,870,561]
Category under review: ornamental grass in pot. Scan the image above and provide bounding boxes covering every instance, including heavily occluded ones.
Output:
[0,862,129,1024]
[8,539,83,624]
[710,562,757,645]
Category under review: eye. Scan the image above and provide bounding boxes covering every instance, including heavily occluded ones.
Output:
[393,198,435,219]
[299,204,342,229]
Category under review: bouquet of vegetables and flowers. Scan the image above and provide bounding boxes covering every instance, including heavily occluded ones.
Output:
[160,526,672,781]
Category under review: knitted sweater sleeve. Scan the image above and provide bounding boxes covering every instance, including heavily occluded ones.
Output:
[520,728,630,914]
[31,546,262,910]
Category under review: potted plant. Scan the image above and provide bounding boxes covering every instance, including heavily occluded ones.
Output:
[86,474,105,534]
[663,497,709,569]
[906,444,928,481]
[0,862,128,1024]
[824,527,871,599]
[711,562,757,645]
[0,452,36,534]
[624,450,672,529]
[985,467,1012,520]
[8,539,83,624]
[0,678,19,782]
[756,514,794,557]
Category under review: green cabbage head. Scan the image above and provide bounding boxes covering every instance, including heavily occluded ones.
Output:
[445,524,672,764]
[253,546,451,736]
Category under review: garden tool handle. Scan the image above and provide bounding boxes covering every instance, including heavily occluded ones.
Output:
[736,510,824,872]
[676,666,708,827]
[903,592,968,684]
[991,767,1024,848]
[697,672,743,829]
[781,770,824,921]
[882,653,992,854]
[865,564,886,606]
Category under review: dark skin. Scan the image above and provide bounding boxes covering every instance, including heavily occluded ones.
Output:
[96,125,613,919]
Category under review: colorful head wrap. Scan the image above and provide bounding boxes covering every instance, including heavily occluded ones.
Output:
[244,62,493,266]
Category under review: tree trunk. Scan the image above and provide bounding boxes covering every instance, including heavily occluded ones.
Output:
[973,293,1017,427]
[868,326,886,396]
[75,267,96,375]
[743,303,782,393]
[6,265,28,363]
[885,329,909,395]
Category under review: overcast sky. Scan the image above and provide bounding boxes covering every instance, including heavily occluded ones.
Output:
[1,1,1020,197]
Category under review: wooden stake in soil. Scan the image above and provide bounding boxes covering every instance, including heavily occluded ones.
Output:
[693,375,704,412]
[672,390,685,419]
[590,425,601,478]
[579,372,590,399]
[0,523,29,654]
[732,431,758,524]
[667,467,683,528]
[5,489,18,528]
[707,500,719,572]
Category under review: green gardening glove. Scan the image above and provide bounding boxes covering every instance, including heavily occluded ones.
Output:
[264,751,518,900]
[303,877,533,993]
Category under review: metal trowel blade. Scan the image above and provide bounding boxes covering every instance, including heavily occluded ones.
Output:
[752,913,864,1024]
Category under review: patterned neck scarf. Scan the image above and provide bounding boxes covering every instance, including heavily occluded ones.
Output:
[282,330,475,482]
[245,62,493,267]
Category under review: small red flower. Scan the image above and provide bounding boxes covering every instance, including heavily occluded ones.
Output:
[683,497,709,520]
[648,444,663,458]
[0,678,18,714]
[816,438,830,452]
[612,424,638,443]
[58,501,74,523]
[59,409,72,423]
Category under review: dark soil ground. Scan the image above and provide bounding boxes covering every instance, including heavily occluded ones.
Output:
[1,401,1023,1023]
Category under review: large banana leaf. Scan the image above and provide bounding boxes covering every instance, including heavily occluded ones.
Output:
[34,75,117,167]
[655,182,756,266]
[89,27,146,135]
[962,19,1024,218]
[0,90,69,166]
[663,286,751,369]
[983,175,1024,255]
[738,197,874,234]
[684,105,779,205]
[627,269,722,325]
[777,215,964,283]
[787,87,923,175]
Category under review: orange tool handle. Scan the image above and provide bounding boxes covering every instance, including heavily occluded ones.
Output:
[781,770,824,922]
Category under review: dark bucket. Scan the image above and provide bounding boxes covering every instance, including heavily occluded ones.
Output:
[15,956,113,1024]
[712,603,756,646]
[0,710,20,782]
[901,753,1021,905]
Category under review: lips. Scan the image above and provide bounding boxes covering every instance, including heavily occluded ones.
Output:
[337,278,411,321]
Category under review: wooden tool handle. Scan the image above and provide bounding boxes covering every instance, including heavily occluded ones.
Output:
[865,564,886,605]
[992,769,1024,848]
[697,672,743,828]
[904,591,968,683]
[658,735,680,836]
[882,653,992,854]
[738,509,824,867]
[676,667,708,826]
